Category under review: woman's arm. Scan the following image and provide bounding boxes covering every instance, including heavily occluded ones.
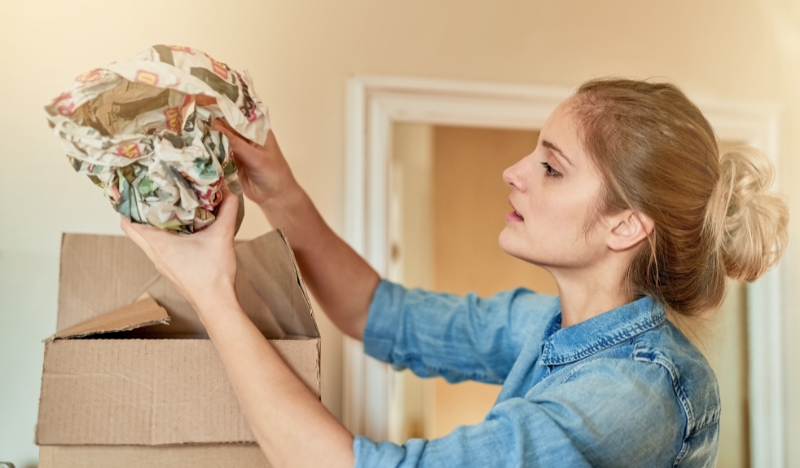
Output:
[121,185,355,468]
[363,281,557,385]
[215,123,378,340]
[197,289,355,468]
[353,358,684,468]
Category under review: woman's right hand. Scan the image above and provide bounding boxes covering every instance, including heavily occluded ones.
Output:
[212,120,298,208]
[213,118,379,341]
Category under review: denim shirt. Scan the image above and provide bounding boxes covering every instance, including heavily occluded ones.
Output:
[353,280,720,468]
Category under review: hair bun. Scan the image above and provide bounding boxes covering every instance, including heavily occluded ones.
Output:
[706,146,788,282]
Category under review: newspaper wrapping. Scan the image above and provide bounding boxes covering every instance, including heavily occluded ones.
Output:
[45,45,270,234]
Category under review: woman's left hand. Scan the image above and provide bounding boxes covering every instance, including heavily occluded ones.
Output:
[120,182,240,312]
[123,180,357,467]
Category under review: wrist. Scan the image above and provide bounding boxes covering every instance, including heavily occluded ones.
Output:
[190,281,239,319]
[259,183,313,236]
[259,181,307,215]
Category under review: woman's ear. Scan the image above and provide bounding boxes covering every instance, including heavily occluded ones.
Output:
[606,210,654,252]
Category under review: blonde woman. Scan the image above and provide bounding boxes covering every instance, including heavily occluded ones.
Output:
[122,78,788,467]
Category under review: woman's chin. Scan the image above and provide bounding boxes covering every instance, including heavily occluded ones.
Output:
[499,230,541,264]
[498,228,518,256]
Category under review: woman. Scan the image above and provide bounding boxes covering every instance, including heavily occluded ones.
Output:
[121,78,788,467]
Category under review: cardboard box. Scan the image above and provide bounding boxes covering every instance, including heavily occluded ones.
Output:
[39,445,269,468]
[36,230,320,467]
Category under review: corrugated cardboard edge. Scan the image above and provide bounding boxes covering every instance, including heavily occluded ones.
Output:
[316,338,321,400]
[276,229,322,390]
[39,446,54,468]
[275,229,320,338]
[45,293,170,343]
[39,444,270,468]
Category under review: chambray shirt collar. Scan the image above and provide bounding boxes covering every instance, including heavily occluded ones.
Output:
[540,295,665,366]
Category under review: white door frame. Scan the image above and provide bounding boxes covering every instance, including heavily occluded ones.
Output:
[342,74,785,467]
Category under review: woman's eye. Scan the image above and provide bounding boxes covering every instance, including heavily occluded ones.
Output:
[541,162,562,178]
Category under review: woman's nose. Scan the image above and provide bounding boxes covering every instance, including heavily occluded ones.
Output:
[503,157,528,192]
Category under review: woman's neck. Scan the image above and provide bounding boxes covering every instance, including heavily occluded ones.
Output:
[548,260,632,328]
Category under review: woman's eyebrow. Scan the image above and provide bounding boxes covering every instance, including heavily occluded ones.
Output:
[542,140,574,167]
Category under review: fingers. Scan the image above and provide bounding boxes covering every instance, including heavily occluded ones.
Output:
[212,119,256,148]
[213,181,240,234]
[213,120,265,168]
[120,216,154,256]
[121,184,237,244]
[211,118,236,136]
[121,215,176,251]
[264,129,281,153]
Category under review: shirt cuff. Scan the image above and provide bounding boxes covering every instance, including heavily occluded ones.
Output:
[362,279,406,363]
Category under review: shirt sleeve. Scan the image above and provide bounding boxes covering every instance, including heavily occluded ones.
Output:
[353,358,685,468]
[363,280,558,384]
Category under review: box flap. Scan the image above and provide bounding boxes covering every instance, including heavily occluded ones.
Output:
[56,230,317,339]
[49,293,169,341]
[236,230,319,338]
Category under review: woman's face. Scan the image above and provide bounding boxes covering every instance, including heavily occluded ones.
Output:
[499,99,607,270]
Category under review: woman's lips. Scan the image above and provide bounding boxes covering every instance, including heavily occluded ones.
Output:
[505,211,524,223]
[507,198,524,222]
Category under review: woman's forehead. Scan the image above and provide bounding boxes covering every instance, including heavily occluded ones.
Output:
[543,99,578,134]
[541,100,585,165]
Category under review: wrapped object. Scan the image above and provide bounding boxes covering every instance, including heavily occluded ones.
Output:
[45,45,270,234]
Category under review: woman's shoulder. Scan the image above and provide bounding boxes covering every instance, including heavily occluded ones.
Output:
[632,321,721,435]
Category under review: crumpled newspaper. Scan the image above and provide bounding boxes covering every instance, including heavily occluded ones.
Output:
[45,45,270,234]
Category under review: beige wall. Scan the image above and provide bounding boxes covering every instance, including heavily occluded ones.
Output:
[1,1,798,466]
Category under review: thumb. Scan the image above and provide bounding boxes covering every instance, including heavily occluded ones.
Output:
[212,119,259,149]
[120,216,151,253]
[216,124,264,169]
[213,181,240,233]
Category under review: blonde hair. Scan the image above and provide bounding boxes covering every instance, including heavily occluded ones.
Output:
[570,78,788,317]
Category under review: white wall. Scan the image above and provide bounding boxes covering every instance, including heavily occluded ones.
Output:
[1,1,798,466]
